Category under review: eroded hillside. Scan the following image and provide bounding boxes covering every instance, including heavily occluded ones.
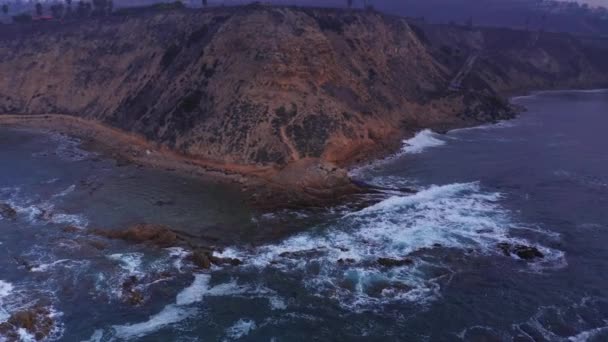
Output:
[0,6,607,173]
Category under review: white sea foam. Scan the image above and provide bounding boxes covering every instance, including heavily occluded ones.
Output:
[224,319,256,340]
[175,274,211,305]
[166,247,190,272]
[402,129,446,154]
[217,182,563,310]
[268,296,287,310]
[0,280,14,323]
[6,197,88,228]
[52,185,76,198]
[0,281,12,299]
[17,328,36,342]
[109,274,248,340]
[512,297,608,342]
[82,329,103,342]
[30,259,71,272]
[49,212,88,228]
[108,253,144,275]
[48,132,92,162]
[568,326,608,342]
[113,304,195,339]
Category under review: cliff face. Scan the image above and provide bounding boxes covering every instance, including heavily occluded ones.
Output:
[0,6,607,172]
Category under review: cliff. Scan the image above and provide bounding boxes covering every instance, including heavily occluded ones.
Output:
[1,5,607,203]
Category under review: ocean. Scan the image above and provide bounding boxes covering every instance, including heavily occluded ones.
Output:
[1,89,608,341]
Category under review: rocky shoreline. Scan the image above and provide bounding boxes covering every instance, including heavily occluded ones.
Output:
[1,4,607,208]
[0,114,363,208]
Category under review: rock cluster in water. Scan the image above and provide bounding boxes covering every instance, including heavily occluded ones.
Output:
[0,304,55,341]
[93,224,180,248]
[498,243,545,261]
[92,223,243,271]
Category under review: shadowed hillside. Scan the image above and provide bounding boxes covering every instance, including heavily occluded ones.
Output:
[0,5,607,200]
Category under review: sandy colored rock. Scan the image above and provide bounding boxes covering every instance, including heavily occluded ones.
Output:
[0,6,607,205]
[93,224,179,248]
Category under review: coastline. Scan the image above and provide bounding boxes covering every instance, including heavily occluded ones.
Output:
[350,87,608,179]
[0,114,362,208]
[0,114,274,180]
[3,88,606,206]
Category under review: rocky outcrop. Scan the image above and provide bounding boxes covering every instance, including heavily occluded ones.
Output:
[92,224,180,248]
[498,243,545,261]
[0,304,55,341]
[377,257,414,267]
[0,6,607,200]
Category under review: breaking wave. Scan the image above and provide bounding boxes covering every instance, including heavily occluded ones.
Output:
[108,274,246,340]
[0,280,14,323]
[2,184,88,228]
[401,129,446,154]
[218,182,564,311]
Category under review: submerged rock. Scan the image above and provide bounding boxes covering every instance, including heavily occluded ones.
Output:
[154,200,175,207]
[0,304,55,341]
[377,258,414,268]
[513,245,544,260]
[279,248,327,259]
[62,225,81,233]
[0,202,17,219]
[93,224,179,248]
[188,249,242,269]
[189,249,212,269]
[337,258,356,265]
[121,276,144,306]
[85,239,108,250]
[498,243,544,261]
[210,255,242,267]
[366,282,413,298]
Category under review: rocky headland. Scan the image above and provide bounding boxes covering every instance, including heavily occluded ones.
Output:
[1,4,607,206]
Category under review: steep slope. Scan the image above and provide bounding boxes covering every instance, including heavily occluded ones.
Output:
[0,6,607,202]
[0,7,458,168]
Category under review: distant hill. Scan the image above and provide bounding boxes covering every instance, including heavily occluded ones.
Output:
[372,0,608,36]
[153,0,608,36]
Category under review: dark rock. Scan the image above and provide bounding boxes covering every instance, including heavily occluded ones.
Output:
[36,209,54,221]
[377,257,414,267]
[154,200,175,206]
[209,255,242,267]
[13,257,35,271]
[497,243,544,260]
[86,239,108,250]
[279,248,327,259]
[190,249,212,269]
[62,226,81,233]
[366,281,413,298]
[126,291,144,306]
[497,242,512,257]
[337,258,356,264]
[0,304,55,341]
[513,245,544,260]
[93,224,179,248]
[0,202,17,220]
[121,276,144,306]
